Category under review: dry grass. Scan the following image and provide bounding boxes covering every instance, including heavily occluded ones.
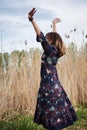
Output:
[0,46,87,118]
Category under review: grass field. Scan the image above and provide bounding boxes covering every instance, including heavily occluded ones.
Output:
[0,108,87,130]
[0,44,87,130]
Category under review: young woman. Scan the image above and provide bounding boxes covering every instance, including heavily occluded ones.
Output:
[28,8,77,130]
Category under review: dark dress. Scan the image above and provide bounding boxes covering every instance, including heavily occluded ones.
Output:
[34,32,77,130]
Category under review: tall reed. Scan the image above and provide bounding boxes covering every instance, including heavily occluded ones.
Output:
[0,44,87,118]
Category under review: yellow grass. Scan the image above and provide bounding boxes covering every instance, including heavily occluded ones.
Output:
[0,47,87,118]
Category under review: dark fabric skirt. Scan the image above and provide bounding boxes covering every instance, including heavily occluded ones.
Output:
[34,63,78,130]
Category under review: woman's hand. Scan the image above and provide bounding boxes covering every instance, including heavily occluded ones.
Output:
[28,8,37,21]
[52,18,61,24]
[28,8,41,36]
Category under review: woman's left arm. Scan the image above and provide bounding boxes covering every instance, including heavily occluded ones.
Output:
[52,18,61,32]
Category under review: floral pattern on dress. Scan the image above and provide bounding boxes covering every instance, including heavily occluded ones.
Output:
[34,32,77,130]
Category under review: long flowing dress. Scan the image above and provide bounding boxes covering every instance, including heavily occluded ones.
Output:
[34,32,77,130]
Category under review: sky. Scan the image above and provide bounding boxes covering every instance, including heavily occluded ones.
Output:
[0,0,87,52]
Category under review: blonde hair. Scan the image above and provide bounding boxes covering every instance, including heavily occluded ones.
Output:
[46,32,66,57]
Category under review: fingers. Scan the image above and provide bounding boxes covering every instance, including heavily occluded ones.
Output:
[30,8,37,15]
[52,18,61,24]
[28,8,37,21]
[32,8,37,13]
[58,18,61,22]
[28,8,37,17]
[55,18,61,22]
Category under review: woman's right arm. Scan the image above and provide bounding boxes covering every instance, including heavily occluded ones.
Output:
[28,8,58,56]
[28,8,41,36]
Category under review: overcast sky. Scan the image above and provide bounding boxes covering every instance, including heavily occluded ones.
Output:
[0,0,87,52]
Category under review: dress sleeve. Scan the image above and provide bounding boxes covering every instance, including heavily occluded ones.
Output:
[36,32,56,56]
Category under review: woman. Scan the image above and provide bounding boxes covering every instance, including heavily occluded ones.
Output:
[28,8,77,130]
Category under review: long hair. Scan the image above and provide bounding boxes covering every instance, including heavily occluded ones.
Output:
[46,32,66,57]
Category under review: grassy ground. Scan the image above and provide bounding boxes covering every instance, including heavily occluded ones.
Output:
[0,108,87,130]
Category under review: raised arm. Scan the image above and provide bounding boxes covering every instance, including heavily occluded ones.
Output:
[28,8,56,55]
[28,8,41,36]
[52,18,61,32]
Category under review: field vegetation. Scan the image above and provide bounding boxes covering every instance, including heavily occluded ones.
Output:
[0,38,87,129]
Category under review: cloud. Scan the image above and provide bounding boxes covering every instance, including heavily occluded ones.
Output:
[1,0,87,26]
[35,0,87,25]
[0,0,87,52]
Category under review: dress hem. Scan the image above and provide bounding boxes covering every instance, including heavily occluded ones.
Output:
[33,118,77,130]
